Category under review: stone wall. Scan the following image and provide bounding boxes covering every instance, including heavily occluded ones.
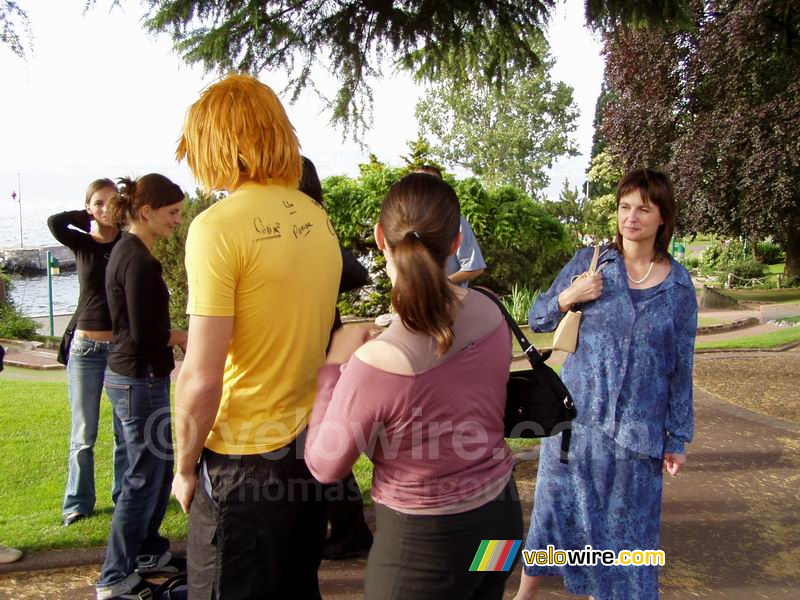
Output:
[0,245,75,274]
[760,303,800,323]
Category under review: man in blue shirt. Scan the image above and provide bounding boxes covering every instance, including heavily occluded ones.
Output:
[415,166,486,287]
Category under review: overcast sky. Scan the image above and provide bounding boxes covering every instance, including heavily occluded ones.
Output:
[0,0,604,201]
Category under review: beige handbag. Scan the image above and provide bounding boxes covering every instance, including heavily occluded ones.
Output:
[552,246,601,353]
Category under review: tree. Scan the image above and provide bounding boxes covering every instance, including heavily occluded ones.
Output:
[585,149,622,241]
[72,1,689,137]
[1,1,30,58]
[416,34,578,196]
[400,137,443,173]
[458,180,574,295]
[135,0,555,138]
[545,150,621,245]
[673,0,800,277]
[601,24,687,173]
[600,0,800,276]
[2,2,696,134]
[588,81,615,169]
[545,180,588,242]
[584,0,692,30]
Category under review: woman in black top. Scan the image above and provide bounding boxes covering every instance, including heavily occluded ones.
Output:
[48,179,127,527]
[96,174,187,600]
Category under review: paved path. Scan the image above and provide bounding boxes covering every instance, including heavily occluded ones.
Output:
[2,384,798,599]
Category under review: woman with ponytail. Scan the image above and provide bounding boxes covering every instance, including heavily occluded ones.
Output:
[48,179,127,527]
[96,174,187,600]
[305,173,523,599]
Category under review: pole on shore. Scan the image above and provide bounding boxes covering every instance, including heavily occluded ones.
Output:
[47,250,54,336]
[17,173,23,248]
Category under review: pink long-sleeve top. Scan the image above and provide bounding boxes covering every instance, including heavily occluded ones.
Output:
[305,290,514,513]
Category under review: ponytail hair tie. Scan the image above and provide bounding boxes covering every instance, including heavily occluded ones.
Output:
[411,231,421,239]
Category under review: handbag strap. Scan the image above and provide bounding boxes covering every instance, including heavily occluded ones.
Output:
[568,245,604,313]
[588,244,600,274]
[472,287,546,367]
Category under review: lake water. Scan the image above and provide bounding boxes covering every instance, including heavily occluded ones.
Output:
[8,271,79,316]
[1,164,200,315]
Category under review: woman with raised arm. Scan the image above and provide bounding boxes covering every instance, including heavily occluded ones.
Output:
[47,179,127,527]
[306,173,523,600]
[515,169,697,600]
[95,174,187,600]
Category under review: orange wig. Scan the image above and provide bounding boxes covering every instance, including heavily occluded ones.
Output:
[177,74,302,191]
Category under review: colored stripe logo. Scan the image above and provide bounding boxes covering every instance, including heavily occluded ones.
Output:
[469,540,521,571]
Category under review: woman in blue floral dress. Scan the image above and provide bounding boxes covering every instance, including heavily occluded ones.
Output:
[515,169,697,600]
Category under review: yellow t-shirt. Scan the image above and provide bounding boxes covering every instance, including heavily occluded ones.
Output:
[185,182,341,455]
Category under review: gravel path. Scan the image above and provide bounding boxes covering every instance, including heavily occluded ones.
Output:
[694,349,800,421]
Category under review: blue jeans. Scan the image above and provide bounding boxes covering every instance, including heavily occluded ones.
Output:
[97,368,173,589]
[63,337,127,516]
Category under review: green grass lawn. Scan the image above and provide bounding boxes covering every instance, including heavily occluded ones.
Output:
[0,378,188,552]
[696,327,800,350]
[766,263,785,275]
[692,234,716,243]
[697,316,733,327]
[777,316,800,324]
[511,325,554,354]
[0,374,538,552]
[718,288,800,303]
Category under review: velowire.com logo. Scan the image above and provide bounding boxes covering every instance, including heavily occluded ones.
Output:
[469,540,522,572]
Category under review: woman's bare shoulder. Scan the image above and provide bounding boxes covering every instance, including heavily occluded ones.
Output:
[353,338,415,376]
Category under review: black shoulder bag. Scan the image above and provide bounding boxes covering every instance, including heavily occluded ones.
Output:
[473,287,577,464]
[56,295,88,366]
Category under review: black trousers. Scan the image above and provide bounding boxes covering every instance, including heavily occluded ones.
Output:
[323,471,372,547]
[187,433,325,600]
[364,477,524,600]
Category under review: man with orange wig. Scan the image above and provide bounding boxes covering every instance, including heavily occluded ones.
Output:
[173,74,341,598]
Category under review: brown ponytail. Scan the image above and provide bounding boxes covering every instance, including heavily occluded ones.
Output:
[380,173,461,356]
[107,174,185,226]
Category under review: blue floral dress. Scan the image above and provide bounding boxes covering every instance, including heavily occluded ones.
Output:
[523,247,697,599]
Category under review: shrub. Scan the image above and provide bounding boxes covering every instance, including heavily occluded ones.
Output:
[152,190,220,330]
[0,272,40,340]
[0,305,40,340]
[783,276,800,288]
[718,258,766,286]
[755,241,785,265]
[502,285,540,324]
[325,160,575,316]
[455,180,576,296]
[699,239,746,274]
[683,256,700,270]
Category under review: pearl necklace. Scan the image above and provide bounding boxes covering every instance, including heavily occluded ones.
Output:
[627,261,654,285]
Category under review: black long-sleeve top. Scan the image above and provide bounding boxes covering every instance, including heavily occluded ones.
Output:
[47,210,120,330]
[105,232,174,378]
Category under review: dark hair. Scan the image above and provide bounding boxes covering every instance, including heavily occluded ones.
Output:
[380,173,461,355]
[84,178,116,207]
[299,156,324,205]
[615,168,675,262]
[414,165,443,179]
[108,173,184,226]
